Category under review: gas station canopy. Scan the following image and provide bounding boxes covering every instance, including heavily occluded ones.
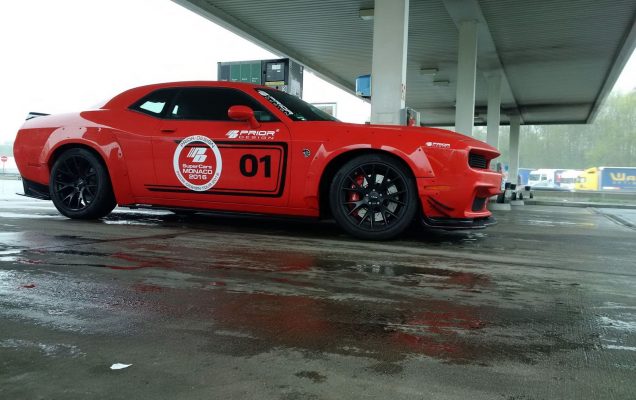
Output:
[173,0,636,126]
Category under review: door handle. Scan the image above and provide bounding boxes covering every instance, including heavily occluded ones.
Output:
[160,128,177,133]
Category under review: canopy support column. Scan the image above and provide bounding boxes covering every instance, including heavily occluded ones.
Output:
[454,20,478,135]
[486,72,502,150]
[370,0,409,125]
[509,114,521,185]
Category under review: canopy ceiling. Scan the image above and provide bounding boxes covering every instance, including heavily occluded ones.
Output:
[173,0,636,125]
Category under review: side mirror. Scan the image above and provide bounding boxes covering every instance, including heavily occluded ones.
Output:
[228,105,260,128]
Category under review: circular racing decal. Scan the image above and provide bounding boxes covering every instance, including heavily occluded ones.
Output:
[173,135,222,192]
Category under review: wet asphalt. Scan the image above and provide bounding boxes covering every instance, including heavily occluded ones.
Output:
[0,179,635,400]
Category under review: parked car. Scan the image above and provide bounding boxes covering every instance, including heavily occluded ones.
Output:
[14,81,502,239]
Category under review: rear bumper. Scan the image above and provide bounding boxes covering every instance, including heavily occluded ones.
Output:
[22,177,51,200]
[421,214,497,230]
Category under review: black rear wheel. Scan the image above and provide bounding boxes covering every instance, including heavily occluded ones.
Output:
[329,154,418,240]
[49,148,116,219]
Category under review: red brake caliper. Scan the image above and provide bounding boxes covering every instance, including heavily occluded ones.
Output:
[348,174,365,214]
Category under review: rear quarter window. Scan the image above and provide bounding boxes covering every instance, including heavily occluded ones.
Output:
[129,88,179,118]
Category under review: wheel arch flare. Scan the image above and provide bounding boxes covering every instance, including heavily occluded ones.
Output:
[311,146,433,218]
[45,134,135,205]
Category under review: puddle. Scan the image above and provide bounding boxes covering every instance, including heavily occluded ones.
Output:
[598,316,636,332]
[0,248,23,262]
[131,283,596,366]
[604,344,636,351]
[0,339,84,358]
[0,212,61,219]
[0,249,22,256]
[102,219,163,226]
[526,219,595,228]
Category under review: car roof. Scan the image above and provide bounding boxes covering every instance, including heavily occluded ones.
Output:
[103,81,271,109]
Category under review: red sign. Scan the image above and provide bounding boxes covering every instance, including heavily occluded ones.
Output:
[0,156,7,163]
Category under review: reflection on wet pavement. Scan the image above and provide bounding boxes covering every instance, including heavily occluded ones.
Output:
[1,178,635,399]
[1,229,631,367]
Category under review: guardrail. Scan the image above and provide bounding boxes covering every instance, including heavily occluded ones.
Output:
[0,173,21,180]
[532,189,636,204]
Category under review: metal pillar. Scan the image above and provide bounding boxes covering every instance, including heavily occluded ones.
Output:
[486,72,501,149]
[509,114,521,185]
[454,20,478,136]
[370,0,409,125]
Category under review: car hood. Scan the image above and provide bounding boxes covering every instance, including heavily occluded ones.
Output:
[334,122,497,151]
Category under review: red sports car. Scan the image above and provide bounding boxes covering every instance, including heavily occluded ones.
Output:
[14,81,501,240]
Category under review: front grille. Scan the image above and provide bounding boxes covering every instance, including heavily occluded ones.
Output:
[468,152,488,169]
[472,196,487,211]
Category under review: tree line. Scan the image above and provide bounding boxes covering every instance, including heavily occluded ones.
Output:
[474,90,636,169]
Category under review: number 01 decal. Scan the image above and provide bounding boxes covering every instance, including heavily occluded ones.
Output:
[148,142,287,198]
[212,143,286,196]
[240,154,272,178]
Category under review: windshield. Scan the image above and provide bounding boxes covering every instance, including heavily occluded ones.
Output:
[529,173,541,181]
[256,88,339,122]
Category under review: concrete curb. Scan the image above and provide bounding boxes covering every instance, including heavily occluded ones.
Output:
[0,174,21,181]
[525,200,636,209]
[601,213,636,229]
[488,203,511,211]
[591,208,636,229]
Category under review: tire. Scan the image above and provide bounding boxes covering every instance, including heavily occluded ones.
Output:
[329,154,418,240]
[49,148,116,219]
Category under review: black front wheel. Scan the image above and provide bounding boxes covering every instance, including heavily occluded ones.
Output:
[49,148,116,219]
[329,154,418,240]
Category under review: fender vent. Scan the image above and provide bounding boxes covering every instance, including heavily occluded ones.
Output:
[472,197,487,211]
[468,152,488,169]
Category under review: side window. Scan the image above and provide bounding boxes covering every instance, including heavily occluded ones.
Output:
[129,88,177,117]
[168,87,277,122]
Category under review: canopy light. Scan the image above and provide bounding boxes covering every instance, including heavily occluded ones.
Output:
[433,80,450,87]
[419,68,439,76]
[359,8,374,20]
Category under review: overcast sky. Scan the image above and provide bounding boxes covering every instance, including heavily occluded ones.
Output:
[0,0,634,144]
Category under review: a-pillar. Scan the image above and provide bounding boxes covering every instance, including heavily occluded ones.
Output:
[454,20,479,136]
[509,114,521,185]
[370,0,409,125]
[486,72,501,151]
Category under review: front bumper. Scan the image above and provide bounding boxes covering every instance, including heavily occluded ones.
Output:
[421,214,497,230]
[417,171,501,219]
[416,147,502,222]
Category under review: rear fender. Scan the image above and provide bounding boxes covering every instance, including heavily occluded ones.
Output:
[45,127,135,205]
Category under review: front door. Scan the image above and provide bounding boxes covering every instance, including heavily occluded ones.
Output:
[147,87,290,207]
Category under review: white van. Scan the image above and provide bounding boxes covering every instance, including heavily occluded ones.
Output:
[556,169,583,190]
[528,169,559,188]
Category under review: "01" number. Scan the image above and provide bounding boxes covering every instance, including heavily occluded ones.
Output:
[240,154,272,178]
